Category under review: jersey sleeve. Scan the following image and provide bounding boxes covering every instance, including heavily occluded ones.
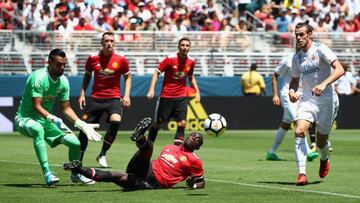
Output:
[59,77,70,101]
[274,56,290,76]
[258,73,266,88]
[157,57,170,73]
[318,43,337,65]
[31,74,44,98]
[190,157,204,177]
[291,54,301,78]
[121,57,130,75]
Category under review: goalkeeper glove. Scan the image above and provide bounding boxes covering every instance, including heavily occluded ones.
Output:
[74,119,102,142]
[46,114,73,134]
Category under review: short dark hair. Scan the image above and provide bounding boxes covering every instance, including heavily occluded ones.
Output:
[101,31,114,41]
[295,20,314,33]
[48,49,66,61]
[178,37,191,46]
[250,63,257,70]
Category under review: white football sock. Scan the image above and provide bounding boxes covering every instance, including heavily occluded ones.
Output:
[318,140,330,161]
[269,127,287,154]
[295,137,307,174]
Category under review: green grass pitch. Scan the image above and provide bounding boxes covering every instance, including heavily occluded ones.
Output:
[1,130,360,203]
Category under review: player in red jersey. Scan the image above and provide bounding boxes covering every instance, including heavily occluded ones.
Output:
[78,32,131,168]
[146,37,201,145]
[63,117,205,190]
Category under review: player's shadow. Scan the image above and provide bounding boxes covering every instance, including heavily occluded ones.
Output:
[3,183,72,188]
[258,181,322,185]
[258,159,291,162]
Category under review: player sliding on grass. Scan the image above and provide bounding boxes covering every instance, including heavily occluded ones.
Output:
[15,49,102,186]
[63,117,205,190]
[289,21,344,186]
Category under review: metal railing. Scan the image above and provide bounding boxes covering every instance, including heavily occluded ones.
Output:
[0,30,359,76]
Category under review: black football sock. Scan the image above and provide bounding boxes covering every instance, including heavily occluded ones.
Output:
[100,121,120,156]
[148,126,158,143]
[174,126,185,145]
[78,131,88,161]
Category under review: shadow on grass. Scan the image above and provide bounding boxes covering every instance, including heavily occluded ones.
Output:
[3,183,72,188]
[258,159,291,162]
[258,181,322,186]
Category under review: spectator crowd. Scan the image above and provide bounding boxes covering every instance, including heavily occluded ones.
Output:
[0,0,359,34]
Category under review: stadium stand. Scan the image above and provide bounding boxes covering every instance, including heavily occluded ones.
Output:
[0,0,360,76]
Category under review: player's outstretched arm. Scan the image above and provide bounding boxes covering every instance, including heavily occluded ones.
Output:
[60,101,102,142]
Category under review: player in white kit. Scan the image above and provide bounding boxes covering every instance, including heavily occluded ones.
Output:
[266,53,318,161]
[289,21,345,186]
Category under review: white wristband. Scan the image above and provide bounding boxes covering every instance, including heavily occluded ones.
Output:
[193,184,197,189]
[289,89,295,94]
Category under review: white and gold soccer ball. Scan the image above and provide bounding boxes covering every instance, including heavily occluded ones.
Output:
[203,113,227,137]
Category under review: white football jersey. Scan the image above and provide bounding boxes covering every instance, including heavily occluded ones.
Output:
[292,42,337,99]
[275,53,294,96]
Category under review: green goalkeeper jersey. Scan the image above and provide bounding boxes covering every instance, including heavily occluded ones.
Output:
[16,67,70,121]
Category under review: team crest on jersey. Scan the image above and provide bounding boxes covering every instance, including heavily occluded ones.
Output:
[173,65,178,70]
[179,155,187,162]
[185,66,190,72]
[112,62,119,69]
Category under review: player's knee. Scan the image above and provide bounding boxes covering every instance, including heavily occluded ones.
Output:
[177,120,186,127]
[63,134,81,148]
[294,128,306,137]
[109,114,121,122]
[28,125,45,139]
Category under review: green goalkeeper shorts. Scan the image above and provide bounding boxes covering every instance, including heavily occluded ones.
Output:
[15,115,67,148]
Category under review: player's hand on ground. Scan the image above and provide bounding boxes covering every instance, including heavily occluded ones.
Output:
[147,90,154,99]
[186,175,196,188]
[312,84,326,96]
[74,120,102,142]
[78,95,86,110]
[272,95,280,106]
[122,95,131,108]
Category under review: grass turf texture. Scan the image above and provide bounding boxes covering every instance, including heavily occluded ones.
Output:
[0,130,360,203]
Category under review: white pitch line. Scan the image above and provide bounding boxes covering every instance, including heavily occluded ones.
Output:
[208,179,360,199]
[1,159,359,199]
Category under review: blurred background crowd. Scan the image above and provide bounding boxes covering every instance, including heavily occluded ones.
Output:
[0,0,359,33]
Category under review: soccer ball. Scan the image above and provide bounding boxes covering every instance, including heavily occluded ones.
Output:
[203,113,227,137]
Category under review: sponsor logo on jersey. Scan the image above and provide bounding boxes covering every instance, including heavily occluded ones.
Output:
[168,98,207,131]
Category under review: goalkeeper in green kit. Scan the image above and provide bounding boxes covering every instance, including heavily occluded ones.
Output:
[15,49,102,186]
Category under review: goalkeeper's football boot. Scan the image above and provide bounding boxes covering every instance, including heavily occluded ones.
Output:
[266,152,281,161]
[296,174,308,186]
[71,173,95,185]
[96,155,108,168]
[319,158,330,178]
[131,117,152,141]
[44,172,59,186]
[63,160,82,170]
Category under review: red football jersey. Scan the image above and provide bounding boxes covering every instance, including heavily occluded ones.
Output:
[151,144,204,188]
[85,51,130,98]
[157,53,195,98]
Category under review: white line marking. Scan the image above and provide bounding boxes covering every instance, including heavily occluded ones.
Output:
[208,179,360,199]
[2,159,359,199]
